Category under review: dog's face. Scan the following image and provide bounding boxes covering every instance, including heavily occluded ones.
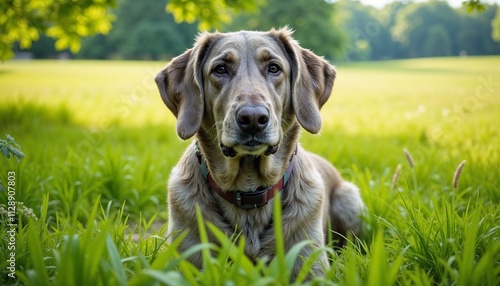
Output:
[156,28,336,158]
[203,32,292,157]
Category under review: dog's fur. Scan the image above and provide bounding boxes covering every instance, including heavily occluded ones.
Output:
[155,28,365,276]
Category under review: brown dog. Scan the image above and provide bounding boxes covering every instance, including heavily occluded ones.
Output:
[155,28,365,276]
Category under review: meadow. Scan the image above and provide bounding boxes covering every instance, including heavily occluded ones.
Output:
[0,57,499,285]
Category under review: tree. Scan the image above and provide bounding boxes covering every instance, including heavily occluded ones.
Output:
[0,0,116,60]
[457,6,500,55]
[78,35,109,59]
[336,0,406,61]
[376,1,408,59]
[5,0,498,61]
[492,8,500,42]
[226,0,345,60]
[109,0,197,60]
[77,0,198,60]
[392,1,461,57]
[120,22,186,60]
[167,0,265,30]
[423,24,452,56]
[336,0,374,61]
[167,0,490,29]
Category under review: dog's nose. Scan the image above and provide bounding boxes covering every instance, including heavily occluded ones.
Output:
[236,106,269,134]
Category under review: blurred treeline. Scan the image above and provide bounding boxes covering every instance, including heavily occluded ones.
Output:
[23,0,500,61]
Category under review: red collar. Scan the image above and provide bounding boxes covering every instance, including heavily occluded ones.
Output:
[195,142,297,209]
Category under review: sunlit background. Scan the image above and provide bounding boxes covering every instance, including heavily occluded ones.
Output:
[1,0,499,285]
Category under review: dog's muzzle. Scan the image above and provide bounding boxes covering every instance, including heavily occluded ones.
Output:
[220,105,279,157]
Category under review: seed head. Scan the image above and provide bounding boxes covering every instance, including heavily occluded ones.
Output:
[392,164,402,188]
[452,160,466,189]
[403,148,415,168]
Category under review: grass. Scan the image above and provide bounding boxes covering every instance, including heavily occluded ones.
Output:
[0,56,499,285]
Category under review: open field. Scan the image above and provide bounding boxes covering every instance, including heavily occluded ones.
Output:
[1,57,499,285]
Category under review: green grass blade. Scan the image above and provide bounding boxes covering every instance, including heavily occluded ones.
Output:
[25,223,51,285]
[343,247,360,286]
[271,194,286,282]
[150,231,188,271]
[106,233,127,286]
[195,206,218,285]
[367,230,388,286]
[141,270,190,286]
[294,244,329,284]
[206,223,253,270]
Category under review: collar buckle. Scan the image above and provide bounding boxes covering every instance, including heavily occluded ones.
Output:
[233,187,272,209]
[235,192,243,206]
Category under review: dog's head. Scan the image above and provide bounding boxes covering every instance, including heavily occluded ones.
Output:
[156,28,336,157]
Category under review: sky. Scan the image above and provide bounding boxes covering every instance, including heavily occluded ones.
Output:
[357,0,500,9]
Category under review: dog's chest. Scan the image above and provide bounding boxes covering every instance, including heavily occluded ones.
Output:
[219,201,275,258]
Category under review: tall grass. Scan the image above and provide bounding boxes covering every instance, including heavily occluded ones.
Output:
[1,57,499,285]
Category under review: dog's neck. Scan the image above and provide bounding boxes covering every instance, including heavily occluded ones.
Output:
[196,124,300,192]
[194,141,297,209]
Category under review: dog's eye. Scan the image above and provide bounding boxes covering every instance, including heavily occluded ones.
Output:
[213,64,228,75]
[268,63,281,74]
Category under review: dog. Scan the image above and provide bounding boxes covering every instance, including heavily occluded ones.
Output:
[155,28,365,277]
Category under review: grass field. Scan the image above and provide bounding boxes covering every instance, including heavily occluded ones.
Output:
[0,57,499,285]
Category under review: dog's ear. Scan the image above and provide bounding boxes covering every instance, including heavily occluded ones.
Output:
[155,33,216,140]
[272,28,336,134]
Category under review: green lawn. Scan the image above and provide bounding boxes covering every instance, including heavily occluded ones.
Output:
[1,57,499,285]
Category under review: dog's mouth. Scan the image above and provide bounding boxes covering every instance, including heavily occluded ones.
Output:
[220,141,279,157]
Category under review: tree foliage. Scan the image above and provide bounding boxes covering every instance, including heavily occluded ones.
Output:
[391,1,461,57]
[492,8,500,42]
[33,0,199,60]
[102,0,197,60]
[464,0,487,12]
[0,0,116,60]
[338,0,500,60]
[336,1,402,59]
[225,0,345,60]
[7,0,500,61]
[167,0,265,30]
